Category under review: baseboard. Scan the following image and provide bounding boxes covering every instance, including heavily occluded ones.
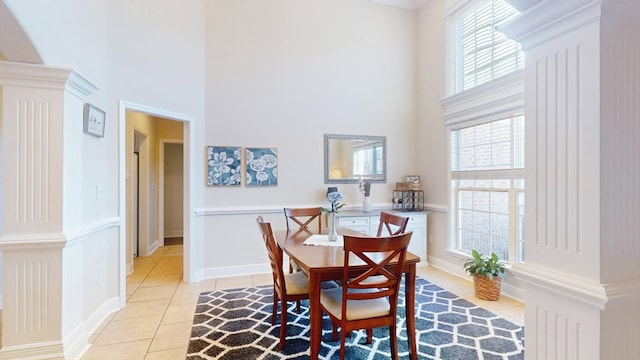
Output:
[64,296,121,360]
[0,341,64,359]
[164,230,183,238]
[202,263,271,280]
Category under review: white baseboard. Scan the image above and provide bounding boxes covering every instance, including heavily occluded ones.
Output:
[164,231,183,238]
[202,263,271,280]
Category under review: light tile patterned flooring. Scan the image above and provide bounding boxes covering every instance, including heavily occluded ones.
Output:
[81,245,524,360]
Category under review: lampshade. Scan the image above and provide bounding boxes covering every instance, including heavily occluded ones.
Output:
[329,169,344,179]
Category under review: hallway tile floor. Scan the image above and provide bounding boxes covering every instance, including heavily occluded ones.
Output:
[80,244,524,360]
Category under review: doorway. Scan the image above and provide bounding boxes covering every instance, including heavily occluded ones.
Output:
[119,101,194,306]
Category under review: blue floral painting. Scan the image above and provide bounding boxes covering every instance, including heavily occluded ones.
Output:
[245,147,278,186]
[207,146,241,186]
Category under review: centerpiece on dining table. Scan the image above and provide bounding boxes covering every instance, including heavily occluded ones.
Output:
[322,187,345,241]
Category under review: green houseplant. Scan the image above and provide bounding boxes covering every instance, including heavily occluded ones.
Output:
[462,250,506,301]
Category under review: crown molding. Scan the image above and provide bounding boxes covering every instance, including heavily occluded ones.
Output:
[373,0,429,10]
[500,0,602,49]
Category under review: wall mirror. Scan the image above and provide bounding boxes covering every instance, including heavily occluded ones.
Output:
[324,134,386,184]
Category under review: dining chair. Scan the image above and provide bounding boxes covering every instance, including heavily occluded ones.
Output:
[283,207,323,233]
[256,216,310,351]
[376,211,410,236]
[319,231,413,360]
[283,207,322,312]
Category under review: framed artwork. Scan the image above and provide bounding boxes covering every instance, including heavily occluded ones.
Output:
[245,147,278,187]
[207,146,242,186]
[83,103,106,137]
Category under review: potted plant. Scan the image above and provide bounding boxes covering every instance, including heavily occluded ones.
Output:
[462,250,506,301]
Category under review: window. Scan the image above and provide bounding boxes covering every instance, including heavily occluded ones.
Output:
[450,115,524,262]
[451,0,523,94]
[352,142,383,177]
[444,0,525,264]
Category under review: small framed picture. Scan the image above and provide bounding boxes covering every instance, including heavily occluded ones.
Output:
[83,103,106,137]
[405,175,420,184]
[207,146,242,186]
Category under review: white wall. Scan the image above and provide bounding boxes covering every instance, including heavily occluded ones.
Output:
[1,0,472,309]
[201,0,420,273]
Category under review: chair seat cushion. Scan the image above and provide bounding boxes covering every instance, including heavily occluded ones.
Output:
[320,287,390,321]
[284,271,309,295]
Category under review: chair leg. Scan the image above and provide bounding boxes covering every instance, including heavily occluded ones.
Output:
[296,300,301,313]
[279,300,287,350]
[339,325,347,360]
[271,292,277,325]
[389,324,398,360]
[366,328,373,344]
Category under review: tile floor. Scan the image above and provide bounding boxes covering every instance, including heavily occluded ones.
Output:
[81,244,524,360]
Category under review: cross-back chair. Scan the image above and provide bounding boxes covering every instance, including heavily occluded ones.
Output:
[376,211,410,236]
[256,216,310,350]
[319,231,413,360]
[283,207,323,234]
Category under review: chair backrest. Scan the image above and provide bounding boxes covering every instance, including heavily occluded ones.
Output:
[376,211,410,236]
[341,231,413,311]
[283,207,322,233]
[256,216,286,298]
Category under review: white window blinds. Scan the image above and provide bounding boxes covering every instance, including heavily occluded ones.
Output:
[452,0,523,93]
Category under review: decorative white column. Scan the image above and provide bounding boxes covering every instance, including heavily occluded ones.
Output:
[503,0,640,359]
[0,61,97,358]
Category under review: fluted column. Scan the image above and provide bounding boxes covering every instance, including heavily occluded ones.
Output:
[0,61,97,357]
[502,0,640,359]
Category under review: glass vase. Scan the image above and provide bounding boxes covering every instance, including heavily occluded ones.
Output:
[328,212,339,241]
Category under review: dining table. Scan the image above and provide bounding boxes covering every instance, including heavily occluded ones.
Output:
[274,228,420,360]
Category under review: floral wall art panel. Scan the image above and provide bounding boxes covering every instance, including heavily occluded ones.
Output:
[245,147,278,186]
[207,146,242,186]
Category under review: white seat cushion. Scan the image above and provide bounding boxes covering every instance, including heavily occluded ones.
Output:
[284,271,309,296]
[320,287,390,321]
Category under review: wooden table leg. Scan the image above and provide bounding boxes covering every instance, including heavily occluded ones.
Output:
[308,271,321,360]
[405,265,418,360]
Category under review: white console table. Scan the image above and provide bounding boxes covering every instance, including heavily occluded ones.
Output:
[334,210,428,264]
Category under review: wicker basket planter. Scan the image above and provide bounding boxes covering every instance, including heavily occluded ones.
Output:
[473,274,502,301]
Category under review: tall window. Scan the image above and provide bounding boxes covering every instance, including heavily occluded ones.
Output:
[450,115,524,262]
[451,0,523,93]
[445,0,525,264]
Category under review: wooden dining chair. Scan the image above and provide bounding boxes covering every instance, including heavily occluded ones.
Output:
[283,207,323,233]
[256,216,310,351]
[376,211,410,236]
[319,231,413,360]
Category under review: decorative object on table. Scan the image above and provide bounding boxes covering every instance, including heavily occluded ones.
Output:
[322,188,345,241]
[392,190,424,211]
[245,147,278,186]
[358,177,372,213]
[83,103,106,137]
[462,249,506,301]
[186,277,525,359]
[395,181,411,191]
[207,146,241,186]
[405,175,421,190]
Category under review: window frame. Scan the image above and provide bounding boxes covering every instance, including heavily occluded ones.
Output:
[442,0,525,265]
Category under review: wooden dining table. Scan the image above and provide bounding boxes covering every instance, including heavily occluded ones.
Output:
[274,228,420,360]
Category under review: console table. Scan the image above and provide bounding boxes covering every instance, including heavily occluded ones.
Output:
[335,210,428,264]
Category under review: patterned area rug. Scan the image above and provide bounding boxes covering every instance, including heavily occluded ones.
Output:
[186,277,525,359]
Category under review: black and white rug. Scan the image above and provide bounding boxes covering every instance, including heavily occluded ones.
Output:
[186,277,525,359]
